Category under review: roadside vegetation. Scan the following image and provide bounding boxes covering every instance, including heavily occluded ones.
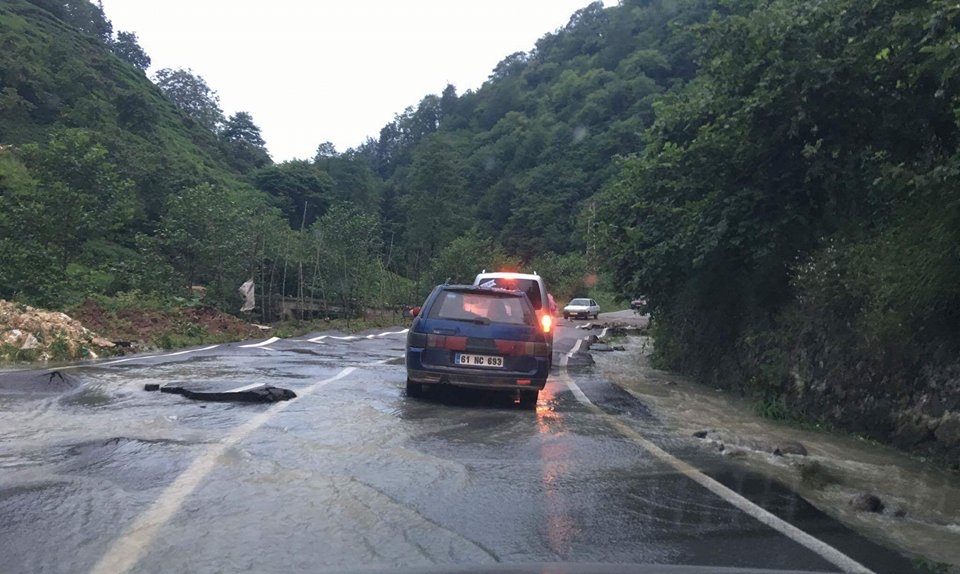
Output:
[1,0,957,463]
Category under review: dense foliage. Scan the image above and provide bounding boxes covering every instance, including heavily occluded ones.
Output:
[595,0,960,454]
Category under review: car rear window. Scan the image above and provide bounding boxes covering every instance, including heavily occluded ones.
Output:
[570,298,591,305]
[429,291,531,325]
[475,278,543,310]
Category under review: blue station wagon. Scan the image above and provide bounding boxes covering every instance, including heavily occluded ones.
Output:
[405,284,552,409]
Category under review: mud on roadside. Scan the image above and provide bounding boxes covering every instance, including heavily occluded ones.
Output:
[593,333,960,573]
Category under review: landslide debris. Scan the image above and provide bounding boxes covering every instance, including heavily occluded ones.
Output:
[1,300,114,362]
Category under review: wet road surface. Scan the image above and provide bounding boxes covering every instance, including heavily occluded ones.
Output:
[0,321,922,573]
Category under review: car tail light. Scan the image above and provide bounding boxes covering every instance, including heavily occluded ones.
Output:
[426,334,467,351]
[408,332,468,350]
[493,340,550,357]
[540,313,553,334]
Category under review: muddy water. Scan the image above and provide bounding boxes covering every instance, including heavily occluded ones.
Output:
[593,334,960,570]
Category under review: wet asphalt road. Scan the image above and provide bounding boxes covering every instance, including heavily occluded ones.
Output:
[0,317,921,574]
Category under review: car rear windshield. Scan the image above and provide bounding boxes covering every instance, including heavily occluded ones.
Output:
[428,291,532,325]
[475,278,543,311]
[570,298,591,305]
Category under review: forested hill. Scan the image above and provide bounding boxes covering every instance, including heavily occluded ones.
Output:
[0,0,280,309]
[366,0,712,271]
[1,0,713,313]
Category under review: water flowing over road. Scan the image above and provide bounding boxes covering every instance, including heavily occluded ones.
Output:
[0,318,930,574]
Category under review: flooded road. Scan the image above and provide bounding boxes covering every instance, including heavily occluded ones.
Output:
[0,321,932,573]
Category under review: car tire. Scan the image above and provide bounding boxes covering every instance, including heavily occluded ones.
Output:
[519,389,538,410]
[406,379,422,398]
[563,313,569,320]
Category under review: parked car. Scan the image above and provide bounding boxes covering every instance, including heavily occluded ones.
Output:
[405,284,551,409]
[630,297,646,311]
[563,298,600,320]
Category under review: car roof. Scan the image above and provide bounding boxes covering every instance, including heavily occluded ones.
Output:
[439,284,526,297]
[474,271,542,281]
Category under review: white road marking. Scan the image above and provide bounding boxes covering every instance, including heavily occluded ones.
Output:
[160,345,220,356]
[59,327,408,370]
[556,347,874,574]
[56,344,219,370]
[90,367,357,574]
[307,334,359,343]
[307,328,407,344]
[377,329,409,337]
[239,337,280,348]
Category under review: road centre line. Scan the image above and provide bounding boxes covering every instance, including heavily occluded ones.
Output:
[160,344,221,356]
[556,347,874,574]
[307,328,408,343]
[55,345,220,370]
[90,367,357,574]
[239,336,280,348]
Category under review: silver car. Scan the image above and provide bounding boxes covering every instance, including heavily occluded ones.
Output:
[563,298,600,320]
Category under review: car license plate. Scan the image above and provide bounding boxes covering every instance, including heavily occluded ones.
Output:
[455,353,504,368]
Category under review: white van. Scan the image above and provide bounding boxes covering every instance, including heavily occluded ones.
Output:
[473,272,554,362]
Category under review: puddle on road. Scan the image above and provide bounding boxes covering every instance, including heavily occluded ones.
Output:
[593,335,960,570]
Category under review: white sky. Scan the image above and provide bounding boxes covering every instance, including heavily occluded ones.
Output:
[99,0,606,162]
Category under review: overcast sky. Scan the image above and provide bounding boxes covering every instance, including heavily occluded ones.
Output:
[99,0,606,162]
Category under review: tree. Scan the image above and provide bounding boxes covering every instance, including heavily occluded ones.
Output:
[157,183,274,304]
[315,141,337,158]
[309,202,383,311]
[153,68,224,132]
[60,0,112,42]
[254,160,333,227]
[219,111,271,172]
[111,31,151,71]
[429,230,516,286]
[17,129,136,273]
[400,134,470,279]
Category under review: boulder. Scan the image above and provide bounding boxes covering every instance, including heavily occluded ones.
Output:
[849,493,885,513]
[773,440,809,456]
[795,460,841,489]
[934,413,960,449]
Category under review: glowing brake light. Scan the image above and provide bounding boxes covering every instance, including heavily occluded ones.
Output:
[540,313,553,334]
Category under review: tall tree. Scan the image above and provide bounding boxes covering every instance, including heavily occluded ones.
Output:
[219,111,271,172]
[153,68,224,132]
[400,134,469,279]
[60,0,112,42]
[111,31,151,71]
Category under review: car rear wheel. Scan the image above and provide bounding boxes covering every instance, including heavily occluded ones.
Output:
[518,390,538,410]
[406,379,422,398]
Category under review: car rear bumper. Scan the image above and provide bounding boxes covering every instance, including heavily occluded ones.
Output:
[565,311,592,318]
[406,358,547,391]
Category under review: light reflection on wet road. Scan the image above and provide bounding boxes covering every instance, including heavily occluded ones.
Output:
[0,324,923,573]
